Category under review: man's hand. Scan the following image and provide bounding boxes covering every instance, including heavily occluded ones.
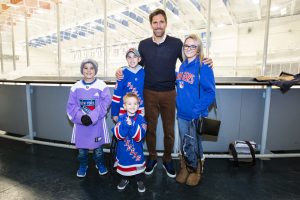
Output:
[203,57,213,68]
[112,116,118,124]
[115,67,124,80]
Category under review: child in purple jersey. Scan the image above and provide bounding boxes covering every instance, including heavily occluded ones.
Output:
[66,58,112,178]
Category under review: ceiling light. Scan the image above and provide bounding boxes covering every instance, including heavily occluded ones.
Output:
[280,7,287,15]
[271,6,279,12]
[5,3,20,8]
[252,0,260,5]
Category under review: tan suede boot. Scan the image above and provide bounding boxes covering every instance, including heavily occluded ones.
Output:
[186,160,202,186]
[176,156,189,184]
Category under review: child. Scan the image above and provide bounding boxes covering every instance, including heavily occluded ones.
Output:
[112,93,147,192]
[66,58,112,178]
[111,48,144,123]
[176,34,215,186]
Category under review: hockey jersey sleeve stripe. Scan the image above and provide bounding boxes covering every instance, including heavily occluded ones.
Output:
[114,124,124,140]
[119,109,126,115]
[112,95,121,103]
[132,125,141,142]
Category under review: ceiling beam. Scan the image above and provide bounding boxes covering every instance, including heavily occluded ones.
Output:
[291,0,296,15]
[255,3,261,20]
[220,0,235,25]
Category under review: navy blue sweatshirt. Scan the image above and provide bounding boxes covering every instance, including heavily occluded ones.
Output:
[138,35,183,91]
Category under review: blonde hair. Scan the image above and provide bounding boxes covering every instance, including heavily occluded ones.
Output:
[123,92,139,104]
[182,34,204,63]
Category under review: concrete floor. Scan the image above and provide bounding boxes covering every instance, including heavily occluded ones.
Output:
[0,137,300,200]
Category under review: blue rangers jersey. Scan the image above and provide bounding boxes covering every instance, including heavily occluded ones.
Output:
[111,65,144,117]
[112,113,147,176]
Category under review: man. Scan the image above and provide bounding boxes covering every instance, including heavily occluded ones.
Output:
[116,8,213,178]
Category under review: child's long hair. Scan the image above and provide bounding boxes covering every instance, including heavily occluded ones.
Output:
[182,34,204,63]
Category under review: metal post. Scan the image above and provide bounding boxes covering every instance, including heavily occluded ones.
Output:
[260,0,272,153]
[25,11,30,67]
[260,86,272,154]
[11,19,16,71]
[0,32,3,74]
[261,0,271,75]
[103,0,107,76]
[56,2,61,77]
[25,84,34,139]
[206,0,211,57]
[234,25,239,77]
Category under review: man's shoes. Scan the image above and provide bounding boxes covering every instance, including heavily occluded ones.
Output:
[145,159,157,175]
[137,181,146,193]
[117,179,129,190]
[77,166,88,177]
[163,161,176,178]
[95,163,108,175]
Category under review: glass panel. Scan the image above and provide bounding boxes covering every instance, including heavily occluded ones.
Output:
[59,0,104,77]
[267,0,300,76]
[0,0,299,79]
[26,0,57,77]
[14,11,26,75]
[106,0,160,77]
[210,0,266,77]
[1,30,14,76]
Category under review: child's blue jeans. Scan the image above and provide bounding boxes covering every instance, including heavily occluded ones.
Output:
[78,146,105,167]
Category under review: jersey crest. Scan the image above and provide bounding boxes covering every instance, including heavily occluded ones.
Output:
[80,99,96,113]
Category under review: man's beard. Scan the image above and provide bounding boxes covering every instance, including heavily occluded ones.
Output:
[153,29,165,37]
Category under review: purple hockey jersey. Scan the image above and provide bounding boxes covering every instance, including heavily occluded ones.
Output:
[66,79,112,149]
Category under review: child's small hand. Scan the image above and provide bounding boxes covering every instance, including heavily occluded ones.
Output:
[81,114,92,126]
[126,116,132,126]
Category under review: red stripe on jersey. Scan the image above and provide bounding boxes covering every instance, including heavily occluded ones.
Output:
[112,95,121,102]
[132,126,141,142]
[114,124,123,140]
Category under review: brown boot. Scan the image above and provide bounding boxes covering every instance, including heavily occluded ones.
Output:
[176,156,189,184]
[186,160,202,186]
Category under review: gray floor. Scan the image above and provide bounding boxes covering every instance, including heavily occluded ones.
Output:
[0,137,300,200]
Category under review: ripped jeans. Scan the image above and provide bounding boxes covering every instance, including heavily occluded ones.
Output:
[177,117,204,159]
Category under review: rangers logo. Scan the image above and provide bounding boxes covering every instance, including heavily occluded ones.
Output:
[80,99,95,113]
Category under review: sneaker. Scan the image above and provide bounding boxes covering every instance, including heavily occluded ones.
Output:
[162,161,176,178]
[145,159,157,175]
[117,179,129,190]
[77,166,88,177]
[95,163,108,175]
[137,181,146,193]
